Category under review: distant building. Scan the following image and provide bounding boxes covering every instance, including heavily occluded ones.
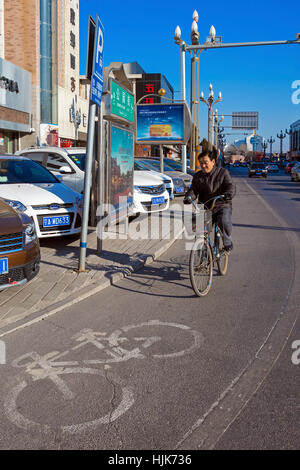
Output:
[289,118,300,159]
[234,131,264,153]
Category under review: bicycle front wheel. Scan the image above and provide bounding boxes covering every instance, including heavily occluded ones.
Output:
[189,238,213,297]
[216,229,229,276]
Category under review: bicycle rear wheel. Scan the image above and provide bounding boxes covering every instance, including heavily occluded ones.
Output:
[189,238,213,297]
[216,228,229,276]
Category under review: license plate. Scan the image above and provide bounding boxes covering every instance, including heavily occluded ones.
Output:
[0,258,8,275]
[175,187,185,193]
[256,172,262,175]
[43,215,70,228]
[152,196,165,205]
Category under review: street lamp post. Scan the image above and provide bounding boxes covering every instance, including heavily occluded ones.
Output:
[174,18,300,170]
[263,141,268,158]
[200,85,222,148]
[267,137,275,158]
[213,109,224,149]
[285,127,293,157]
[277,130,286,158]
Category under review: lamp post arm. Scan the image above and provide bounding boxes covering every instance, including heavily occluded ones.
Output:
[200,98,209,106]
[186,39,300,51]
[212,98,222,107]
[136,94,178,105]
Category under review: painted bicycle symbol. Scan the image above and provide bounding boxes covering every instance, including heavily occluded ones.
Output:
[5,320,204,434]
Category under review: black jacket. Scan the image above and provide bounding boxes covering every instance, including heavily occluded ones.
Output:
[185,166,235,212]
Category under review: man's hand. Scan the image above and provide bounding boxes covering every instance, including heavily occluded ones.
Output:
[183,195,193,204]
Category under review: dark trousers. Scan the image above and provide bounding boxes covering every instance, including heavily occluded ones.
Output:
[212,207,232,247]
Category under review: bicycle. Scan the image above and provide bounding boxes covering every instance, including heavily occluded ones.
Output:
[187,195,229,297]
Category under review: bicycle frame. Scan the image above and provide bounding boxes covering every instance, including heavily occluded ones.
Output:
[189,195,225,261]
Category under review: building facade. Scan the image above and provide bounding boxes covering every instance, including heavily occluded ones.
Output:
[1,0,88,152]
[0,58,32,153]
[289,118,300,159]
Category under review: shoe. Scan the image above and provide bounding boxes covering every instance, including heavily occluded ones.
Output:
[224,243,233,252]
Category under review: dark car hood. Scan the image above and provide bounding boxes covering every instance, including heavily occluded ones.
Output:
[0,199,23,235]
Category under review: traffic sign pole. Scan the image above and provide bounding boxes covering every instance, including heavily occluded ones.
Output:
[78,101,96,272]
[78,15,104,272]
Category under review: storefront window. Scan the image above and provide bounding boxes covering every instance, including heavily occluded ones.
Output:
[0,131,17,154]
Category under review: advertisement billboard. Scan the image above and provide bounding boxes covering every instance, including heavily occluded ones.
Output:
[232,112,258,130]
[109,125,134,220]
[136,103,190,144]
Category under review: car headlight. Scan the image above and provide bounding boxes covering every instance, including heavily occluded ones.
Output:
[5,199,27,212]
[75,194,83,209]
[24,222,37,244]
[134,185,143,193]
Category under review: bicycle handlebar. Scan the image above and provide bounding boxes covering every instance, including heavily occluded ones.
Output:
[187,195,225,212]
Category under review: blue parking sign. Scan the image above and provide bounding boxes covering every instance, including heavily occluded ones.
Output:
[91,15,104,106]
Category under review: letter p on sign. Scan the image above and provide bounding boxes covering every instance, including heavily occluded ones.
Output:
[0,340,6,364]
[96,28,103,63]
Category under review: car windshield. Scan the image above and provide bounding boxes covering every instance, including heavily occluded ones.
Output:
[139,159,175,172]
[164,160,182,170]
[134,161,148,170]
[0,159,59,184]
[252,164,266,169]
[68,153,86,171]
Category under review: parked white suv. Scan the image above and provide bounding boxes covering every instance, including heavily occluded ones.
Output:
[133,171,170,214]
[0,155,83,238]
[16,147,86,194]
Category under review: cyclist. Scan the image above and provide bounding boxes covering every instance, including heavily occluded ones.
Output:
[184,148,235,252]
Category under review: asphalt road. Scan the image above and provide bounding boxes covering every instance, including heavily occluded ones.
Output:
[0,168,299,450]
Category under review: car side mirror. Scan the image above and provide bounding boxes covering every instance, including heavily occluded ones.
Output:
[59,166,72,174]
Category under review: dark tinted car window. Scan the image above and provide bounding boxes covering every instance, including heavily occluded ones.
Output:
[0,159,59,184]
[68,153,86,171]
[251,163,266,169]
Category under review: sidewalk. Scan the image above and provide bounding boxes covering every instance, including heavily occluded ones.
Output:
[0,202,186,333]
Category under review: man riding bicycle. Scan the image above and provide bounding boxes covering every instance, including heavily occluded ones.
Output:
[184,149,235,252]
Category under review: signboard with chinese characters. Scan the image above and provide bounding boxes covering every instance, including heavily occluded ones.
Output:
[0,57,31,132]
[232,112,258,130]
[91,15,104,106]
[111,80,134,122]
[136,103,191,144]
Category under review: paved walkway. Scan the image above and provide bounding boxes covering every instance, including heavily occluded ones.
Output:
[0,201,186,333]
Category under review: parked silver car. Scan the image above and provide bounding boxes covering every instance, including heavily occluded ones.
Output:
[135,158,192,195]
[290,162,300,181]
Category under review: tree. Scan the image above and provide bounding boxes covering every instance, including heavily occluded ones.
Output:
[200,138,209,153]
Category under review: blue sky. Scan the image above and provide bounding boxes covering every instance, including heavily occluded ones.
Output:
[79,0,300,152]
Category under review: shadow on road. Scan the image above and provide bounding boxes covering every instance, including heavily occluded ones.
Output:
[233,223,300,233]
[111,258,198,299]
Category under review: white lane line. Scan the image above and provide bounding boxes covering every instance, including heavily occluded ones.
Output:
[176,177,300,450]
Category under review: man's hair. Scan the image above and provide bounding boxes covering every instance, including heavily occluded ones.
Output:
[198,147,217,162]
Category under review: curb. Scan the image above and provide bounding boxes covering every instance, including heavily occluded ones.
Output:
[0,227,185,338]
